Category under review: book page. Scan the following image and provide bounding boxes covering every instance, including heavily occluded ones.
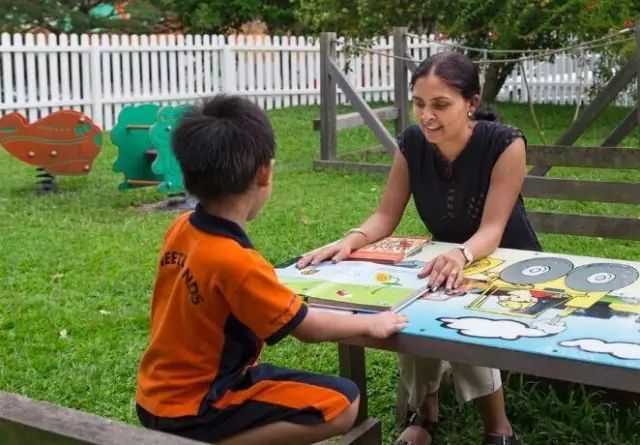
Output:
[276,260,429,310]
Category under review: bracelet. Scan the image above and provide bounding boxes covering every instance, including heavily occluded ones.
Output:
[344,228,368,241]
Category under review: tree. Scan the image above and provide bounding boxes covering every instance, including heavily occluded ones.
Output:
[168,0,299,34]
[440,0,639,103]
[0,0,164,34]
[295,0,444,39]
[295,0,639,103]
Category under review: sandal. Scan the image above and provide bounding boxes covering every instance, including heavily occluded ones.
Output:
[483,433,520,445]
[394,412,440,445]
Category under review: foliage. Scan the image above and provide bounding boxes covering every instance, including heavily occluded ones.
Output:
[168,0,299,34]
[295,0,639,103]
[295,0,445,39]
[0,0,164,33]
[571,0,640,102]
[0,0,301,35]
[442,0,639,102]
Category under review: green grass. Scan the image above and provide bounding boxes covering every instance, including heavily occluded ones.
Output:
[0,102,639,444]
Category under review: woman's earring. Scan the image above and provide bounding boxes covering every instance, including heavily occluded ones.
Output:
[467,110,474,118]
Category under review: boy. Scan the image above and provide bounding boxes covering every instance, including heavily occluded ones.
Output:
[136,95,408,445]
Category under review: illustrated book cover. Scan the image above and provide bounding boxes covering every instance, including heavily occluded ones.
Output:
[347,235,430,264]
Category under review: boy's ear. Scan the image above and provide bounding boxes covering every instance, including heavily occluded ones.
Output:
[256,159,275,187]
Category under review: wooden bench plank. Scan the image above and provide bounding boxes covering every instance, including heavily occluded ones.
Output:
[526,145,640,169]
[316,151,640,175]
[313,418,381,445]
[0,391,202,445]
[523,177,640,204]
[336,418,381,445]
[314,159,391,175]
[528,212,640,240]
[313,107,399,132]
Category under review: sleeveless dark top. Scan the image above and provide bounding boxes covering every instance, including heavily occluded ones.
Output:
[398,120,541,251]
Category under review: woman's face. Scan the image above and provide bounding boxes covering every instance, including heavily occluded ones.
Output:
[412,73,476,145]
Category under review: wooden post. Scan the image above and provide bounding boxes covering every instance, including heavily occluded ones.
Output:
[393,27,409,136]
[338,343,368,425]
[601,105,638,146]
[320,32,338,161]
[635,21,640,131]
[328,61,398,155]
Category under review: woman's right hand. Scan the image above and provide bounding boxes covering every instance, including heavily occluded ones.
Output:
[296,235,360,268]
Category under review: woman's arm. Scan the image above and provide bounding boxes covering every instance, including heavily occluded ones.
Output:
[464,137,527,259]
[297,149,411,266]
[350,149,412,247]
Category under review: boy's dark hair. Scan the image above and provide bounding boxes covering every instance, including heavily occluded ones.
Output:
[172,95,275,202]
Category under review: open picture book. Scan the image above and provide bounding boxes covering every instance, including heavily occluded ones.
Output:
[276,259,430,313]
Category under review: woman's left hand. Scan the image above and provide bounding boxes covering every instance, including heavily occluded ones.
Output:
[418,249,466,291]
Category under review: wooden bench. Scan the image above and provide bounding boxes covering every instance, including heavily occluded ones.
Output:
[0,390,201,445]
[0,389,380,445]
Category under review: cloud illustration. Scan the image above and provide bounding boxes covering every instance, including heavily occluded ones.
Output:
[438,317,551,340]
[560,339,640,360]
[531,320,567,335]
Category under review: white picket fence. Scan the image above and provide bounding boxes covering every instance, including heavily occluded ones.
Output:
[0,32,634,129]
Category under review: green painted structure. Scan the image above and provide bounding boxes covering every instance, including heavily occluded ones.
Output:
[112,104,189,194]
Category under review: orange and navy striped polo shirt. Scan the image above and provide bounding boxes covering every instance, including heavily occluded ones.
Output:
[136,204,308,418]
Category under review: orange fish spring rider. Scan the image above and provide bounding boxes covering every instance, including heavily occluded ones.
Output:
[0,110,103,192]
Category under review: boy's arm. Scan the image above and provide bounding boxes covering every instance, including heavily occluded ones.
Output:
[227,257,407,345]
[291,308,408,343]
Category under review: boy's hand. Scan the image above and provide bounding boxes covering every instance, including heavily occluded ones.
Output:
[366,311,409,338]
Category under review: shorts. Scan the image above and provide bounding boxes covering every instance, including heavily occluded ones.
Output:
[137,363,359,442]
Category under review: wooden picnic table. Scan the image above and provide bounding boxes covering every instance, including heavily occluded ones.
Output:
[326,241,640,444]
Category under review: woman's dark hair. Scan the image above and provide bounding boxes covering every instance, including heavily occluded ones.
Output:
[410,51,499,121]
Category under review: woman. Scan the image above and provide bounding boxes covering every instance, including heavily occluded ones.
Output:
[298,51,541,445]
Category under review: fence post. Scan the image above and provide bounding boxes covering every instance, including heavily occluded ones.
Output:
[222,35,236,94]
[89,36,103,128]
[320,32,337,161]
[393,27,409,136]
[635,21,639,130]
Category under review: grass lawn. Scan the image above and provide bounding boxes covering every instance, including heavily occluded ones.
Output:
[0,101,639,444]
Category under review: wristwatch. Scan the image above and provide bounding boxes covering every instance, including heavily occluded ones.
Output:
[458,244,474,265]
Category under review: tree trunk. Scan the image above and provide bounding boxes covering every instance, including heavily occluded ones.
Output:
[481,62,515,104]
